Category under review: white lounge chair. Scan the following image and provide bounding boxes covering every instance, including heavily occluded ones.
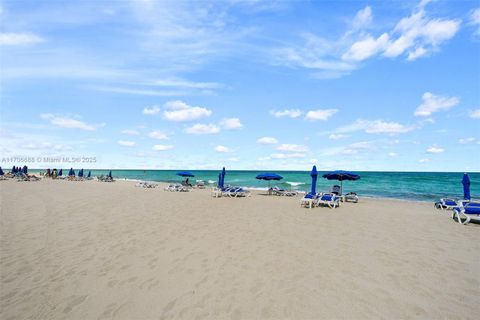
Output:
[301,192,321,208]
[452,202,480,225]
[316,193,341,208]
[434,198,461,210]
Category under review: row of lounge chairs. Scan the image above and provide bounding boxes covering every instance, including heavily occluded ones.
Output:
[435,198,480,225]
[301,193,342,208]
[212,186,251,198]
[0,172,41,182]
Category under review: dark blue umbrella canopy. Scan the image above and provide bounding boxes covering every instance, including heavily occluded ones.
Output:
[322,170,360,181]
[11,165,17,173]
[462,173,471,200]
[87,170,91,178]
[78,169,84,177]
[220,167,226,188]
[0,167,4,175]
[108,170,112,178]
[218,173,222,187]
[176,171,194,177]
[310,165,318,195]
[256,173,283,180]
[68,168,75,176]
[58,169,63,176]
[22,165,28,174]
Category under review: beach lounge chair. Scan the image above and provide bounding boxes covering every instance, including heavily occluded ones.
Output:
[272,187,297,197]
[301,192,321,208]
[316,193,341,208]
[344,192,359,203]
[136,181,158,188]
[452,202,480,225]
[222,186,250,197]
[434,198,460,210]
[330,185,342,195]
[195,180,206,189]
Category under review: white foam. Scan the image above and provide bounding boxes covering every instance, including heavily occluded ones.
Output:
[285,181,305,186]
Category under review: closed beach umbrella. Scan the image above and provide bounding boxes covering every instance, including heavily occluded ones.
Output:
[256,172,283,191]
[322,170,360,191]
[23,165,28,174]
[11,165,17,173]
[87,171,91,178]
[68,168,75,176]
[78,169,84,177]
[310,165,318,195]
[0,167,4,175]
[462,173,471,200]
[218,172,222,188]
[58,169,63,176]
[176,171,195,177]
[220,167,226,188]
[108,170,112,178]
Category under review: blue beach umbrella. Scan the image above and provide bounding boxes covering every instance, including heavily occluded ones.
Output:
[218,173,222,188]
[87,171,91,178]
[176,171,194,177]
[58,169,63,176]
[11,165,17,173]
[310,165,318,195]
[78,169,84,177]
[22,165,28,174]
[462,173,471,201]
[0,167,4,175]
[256,172,283,191]
[108,170,112,178]
[322,170,360,191]
[220,167,226,188]
[68,168,75,176]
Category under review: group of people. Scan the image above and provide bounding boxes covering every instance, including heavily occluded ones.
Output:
[42,168,59,179]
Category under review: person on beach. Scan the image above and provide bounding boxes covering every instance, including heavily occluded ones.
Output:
[52,169,57,179]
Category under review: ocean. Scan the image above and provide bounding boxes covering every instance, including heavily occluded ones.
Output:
[30,169,479,202]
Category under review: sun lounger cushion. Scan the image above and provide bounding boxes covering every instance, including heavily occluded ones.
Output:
[454,206,480,215]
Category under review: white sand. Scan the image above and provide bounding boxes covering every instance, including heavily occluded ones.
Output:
[1,179,479,319]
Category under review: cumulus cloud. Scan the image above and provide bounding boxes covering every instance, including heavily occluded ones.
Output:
[414,92,459,117]
[276,144,309,153]
[143,105,161,115]
[163,100,212,121]
[426,145,445,153]
[121,129,140,135]
[220,118,243,130]
[270,109,303,118]
[328,134,348,140]
[342,33,389,61]
[305,109,338,121]
[215,145,232,153]
[0,32,44,46]
[257,137,278,144]
[153,144,173,151]
[469,109,480,119]
[40,114,100,131]
[148,130,169,140]
[185,123,220,135]
[118,140,136,147]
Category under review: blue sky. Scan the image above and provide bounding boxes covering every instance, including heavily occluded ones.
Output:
[1,0,479,171]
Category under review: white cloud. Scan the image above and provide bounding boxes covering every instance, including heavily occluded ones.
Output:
[0,32,44,46]
[153,144,174,151]
[469,109,480,119]
[270,153,306,159]
[470,8,480,36]
[185,123,220,135]
[220,118,243,130]
[121,129,140,135]
[150,78,223,89]
[40,114,100,131]
[257,137,278,144]
[270,109,303,118]
[118,140,136,147]
[328,134,348,140]
[276,144,309,152]
[426,145,445,153]
[143,105,161,115]
[341,141,375,155]
[305,109,338,121]
[342,33,389,61]
[388,152,398,157]
[419,158,430,163]
[148,130,169,140]
[163,100,212,121]
[458,137,476,144]
[215,145,232,153]
[414,92,459,116]
[352,6,373,30]
[336,119,414,134]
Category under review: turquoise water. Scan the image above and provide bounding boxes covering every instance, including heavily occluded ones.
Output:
[30,169,479,202]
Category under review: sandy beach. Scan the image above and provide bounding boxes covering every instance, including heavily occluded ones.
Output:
[1,179,479,319]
